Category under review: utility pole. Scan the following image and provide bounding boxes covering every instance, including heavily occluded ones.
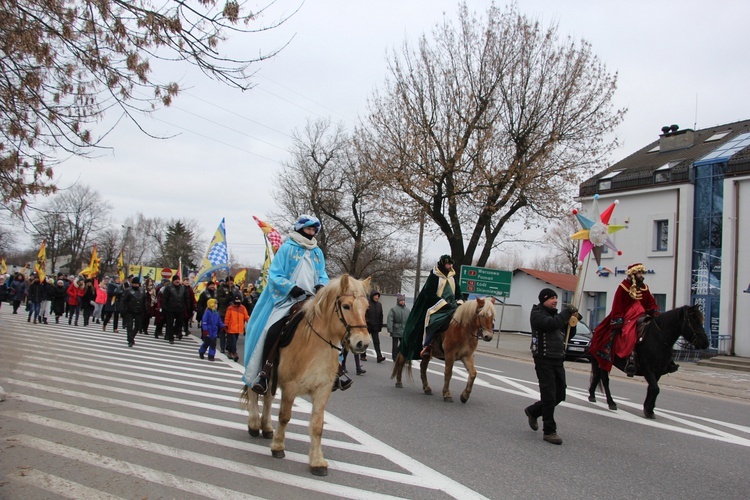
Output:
[414,212,424,301]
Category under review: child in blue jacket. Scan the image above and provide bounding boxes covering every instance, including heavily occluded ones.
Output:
[199,298,226,361]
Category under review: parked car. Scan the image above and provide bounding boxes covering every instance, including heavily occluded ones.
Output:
[565,320,592,362]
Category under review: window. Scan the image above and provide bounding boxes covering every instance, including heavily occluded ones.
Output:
[704,131,730,143]
[654,293,667,313]
[654,220,669,251]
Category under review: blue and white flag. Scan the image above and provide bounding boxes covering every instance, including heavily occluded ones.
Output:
[194,218,229,283]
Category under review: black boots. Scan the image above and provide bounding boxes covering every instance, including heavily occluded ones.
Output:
[332,364,353,391]
[252,361,273,395]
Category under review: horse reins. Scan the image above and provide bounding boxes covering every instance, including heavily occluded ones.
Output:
[452,309,493,340]
[305,293,368,351]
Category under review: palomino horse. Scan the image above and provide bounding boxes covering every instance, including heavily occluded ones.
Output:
[391,297,495,403]
[240,274,371,476]
[588,304,708,418]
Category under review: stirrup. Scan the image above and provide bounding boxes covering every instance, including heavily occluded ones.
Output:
[251,373,268,395]
[333,373,353,392]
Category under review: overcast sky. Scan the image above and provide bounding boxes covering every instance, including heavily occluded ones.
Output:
[26,0,750,268]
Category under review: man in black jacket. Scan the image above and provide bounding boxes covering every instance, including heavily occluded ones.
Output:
[161,275,187,344]
[364,290,386,363]
[123,277,147,347]
[524,288,581,445]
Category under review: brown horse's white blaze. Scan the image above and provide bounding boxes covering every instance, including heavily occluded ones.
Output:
[392,297,495,404]
[240,274,371,476]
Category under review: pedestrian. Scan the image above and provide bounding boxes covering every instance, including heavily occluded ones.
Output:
[182,276,197,336]
[122,277,147,347]
[0,275,7,310]
[199,298,225,361]
[102,276,124,332]
[93,278,107,324]
[245,215,333,395]
[66,278,85,326]
[10,273,27,314]
[364,290,386,363]
[81,279,97,326]
[590,262,677,376]
[523,288,580,445]
[400,255,462,361]
[39,277,55,324]
[387,294,410,360]
[26,274,44,324]
[224,294,250,362]
[161,275,188,344]
[51,279,67,323]
[196,280,217,329]
[141,276,155,334]
[217,276,238,353]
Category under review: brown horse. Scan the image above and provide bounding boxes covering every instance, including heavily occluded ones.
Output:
[391,297,495,403]
[240,274,371,476]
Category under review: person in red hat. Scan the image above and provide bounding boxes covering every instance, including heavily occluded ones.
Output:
[590,263,677,376]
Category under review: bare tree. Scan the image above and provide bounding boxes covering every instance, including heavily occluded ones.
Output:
[31,184,111,272]
[544,215,581,275]
[273,118,413,286]
[0,214,17,257]
[1,0,296,212]
[360,3,624,275]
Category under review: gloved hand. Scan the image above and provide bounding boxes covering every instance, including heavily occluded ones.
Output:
[314,284,324,294]
[290,286,306,298]
[202,330,208,339]
[560,308,573,323]
[566,304,578,314]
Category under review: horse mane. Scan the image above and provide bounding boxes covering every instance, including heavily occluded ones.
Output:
[303,274,371,320]
[452,298,495,325]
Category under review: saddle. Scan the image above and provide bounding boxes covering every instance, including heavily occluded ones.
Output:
[261,299,308,395]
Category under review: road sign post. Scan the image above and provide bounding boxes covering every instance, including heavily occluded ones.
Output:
[459,266,512,298]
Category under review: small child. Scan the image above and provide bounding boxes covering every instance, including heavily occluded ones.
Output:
[199,298,225,361]
[224,295,249,362]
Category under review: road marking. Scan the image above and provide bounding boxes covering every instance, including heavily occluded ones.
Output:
[6,468,128,500]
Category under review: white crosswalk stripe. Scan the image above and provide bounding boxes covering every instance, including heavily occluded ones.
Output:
[0,309,487,499]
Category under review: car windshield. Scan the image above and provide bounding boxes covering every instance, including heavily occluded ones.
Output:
[576,321,591,335]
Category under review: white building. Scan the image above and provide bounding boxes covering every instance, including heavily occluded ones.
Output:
[578,119,750,356]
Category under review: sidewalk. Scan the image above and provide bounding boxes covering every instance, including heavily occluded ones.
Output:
[476,332,750,403]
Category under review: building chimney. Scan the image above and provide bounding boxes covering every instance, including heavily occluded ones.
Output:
[659,124,694,153]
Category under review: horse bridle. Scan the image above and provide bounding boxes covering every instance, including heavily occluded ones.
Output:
[453,309,494,340]
[305,293,368,351]
[680,305,705,348]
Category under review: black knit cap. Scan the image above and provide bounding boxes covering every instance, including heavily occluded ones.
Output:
[538,288,557,304]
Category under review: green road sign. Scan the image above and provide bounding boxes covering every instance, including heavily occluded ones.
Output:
[460,266,512,298]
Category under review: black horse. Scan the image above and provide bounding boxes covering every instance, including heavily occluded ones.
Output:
[588,305,709,419]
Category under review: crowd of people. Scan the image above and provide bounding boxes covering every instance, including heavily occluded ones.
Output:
[0,271,258,352]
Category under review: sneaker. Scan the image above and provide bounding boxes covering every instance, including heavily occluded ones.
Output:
[208,356,215,361]
[251,374,268,395]
[113,329,119,333]
[543,433,563,445]
[524,408,539,431]
[377,356,386,363]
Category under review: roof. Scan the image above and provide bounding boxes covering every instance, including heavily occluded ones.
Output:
[514,268,577,292]
[579,119,750,197]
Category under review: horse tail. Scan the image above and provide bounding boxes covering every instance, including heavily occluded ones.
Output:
[239,384,250,407]
[390,352,414,381]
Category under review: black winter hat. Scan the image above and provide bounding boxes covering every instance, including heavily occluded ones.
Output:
[538,288,557,304]
[131,277,140,285]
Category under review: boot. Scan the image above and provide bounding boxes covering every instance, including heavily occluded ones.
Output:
[420,344,432,360]
[252,361,273,395]
[624,355,636,377]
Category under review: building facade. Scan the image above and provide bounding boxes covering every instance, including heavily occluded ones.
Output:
[578,119,750,356]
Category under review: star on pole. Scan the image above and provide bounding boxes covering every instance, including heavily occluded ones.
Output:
[571,195,627,270]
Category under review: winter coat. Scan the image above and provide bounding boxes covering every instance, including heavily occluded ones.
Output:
[66,282,85,306]
[51,285,67,315]
[529,303,575,360]
[26,281,44,303]
[82,284,97,311]
[224,304,249,334]
[197,288,217,322]
[387,303,411,338]
[123,286,147,315]
[161,283,187,314]
[95,286,107,305]
[201,308,225,339]
[365,292,384,334]
[10,278,27,302]
[104,282,124,312]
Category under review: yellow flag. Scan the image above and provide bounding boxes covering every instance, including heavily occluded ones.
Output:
[117,251,125,282]
[234,269,247,287]
[34,240,47,280]
[80,244,100,278]
[1,257,7,275]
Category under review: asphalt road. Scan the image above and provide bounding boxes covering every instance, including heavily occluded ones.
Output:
[1,308,748,499]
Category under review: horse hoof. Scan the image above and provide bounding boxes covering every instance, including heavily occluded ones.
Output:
[444,396,453,402]
[643,411,655,420]
[395,382,403,388]
[248,428,260,438]
[262,430,274,439]
[460,394,469,404]
[310,466,328,477]
[588,395,596,403]
[608,402,618,411]
[272,450,285,459]
[423,388,432,395]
